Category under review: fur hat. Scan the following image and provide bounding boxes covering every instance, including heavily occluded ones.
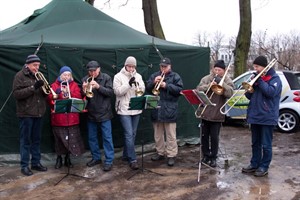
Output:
[26,54,41,64]
[253,56,268,67]
[124,56,137,66]
[86,61,100,70]
[214,60,226,69]
[59,66,72,75]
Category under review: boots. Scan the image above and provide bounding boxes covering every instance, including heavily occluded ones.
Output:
[55,155,63,169]
[64,153,73,168]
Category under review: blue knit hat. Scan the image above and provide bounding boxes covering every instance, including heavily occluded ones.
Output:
[59,66,72,75]
[26,54,40,64]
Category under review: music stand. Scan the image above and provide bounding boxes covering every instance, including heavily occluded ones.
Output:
[53,98,89,186]
[181,89,219,183]
[127,95,164,180]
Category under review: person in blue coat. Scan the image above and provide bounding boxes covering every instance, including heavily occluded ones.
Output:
[242,56,282,177]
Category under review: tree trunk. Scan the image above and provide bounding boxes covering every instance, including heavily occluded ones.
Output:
[234,0,252,77]
[142,0,165,39]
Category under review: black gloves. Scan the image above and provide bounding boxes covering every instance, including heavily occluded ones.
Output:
[129,77,136,86]
[214,76,221,84]
[34,80,44,90]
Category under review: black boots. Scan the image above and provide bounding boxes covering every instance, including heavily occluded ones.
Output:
[55,155,63,169]
[64,153,73,168]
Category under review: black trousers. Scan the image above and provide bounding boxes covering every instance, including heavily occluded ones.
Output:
[201,119,221,159]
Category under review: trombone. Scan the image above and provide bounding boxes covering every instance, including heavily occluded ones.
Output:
[84,76,94,98]
[219,58,277,115]
[35,72,58,99]
[61,80,71,99]
[152,71,165,96]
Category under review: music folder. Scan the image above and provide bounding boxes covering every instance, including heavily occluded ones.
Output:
[181,89,216,106]
[54,98,87,113]
[129,95,160,110]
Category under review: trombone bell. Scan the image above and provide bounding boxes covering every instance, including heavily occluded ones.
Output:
[210,84,224,95]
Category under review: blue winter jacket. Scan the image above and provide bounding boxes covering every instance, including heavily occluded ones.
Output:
[245,68,282,125]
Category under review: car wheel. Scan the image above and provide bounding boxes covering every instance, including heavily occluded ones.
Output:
[277,110,299,133]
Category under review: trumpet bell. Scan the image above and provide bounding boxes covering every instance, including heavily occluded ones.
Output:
[152,89,160,96]
[135,90,144,97]
[86,91,94,98]
[211,84,224,95]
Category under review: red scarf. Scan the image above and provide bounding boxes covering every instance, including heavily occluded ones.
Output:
[261,75,271,82]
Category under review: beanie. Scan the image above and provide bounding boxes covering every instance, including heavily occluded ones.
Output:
[214,60,226,69]
[86,61,100,70]
[26,54,41,64]
[59,66,72,75]
[253,56,268,67]
[124,56,137,66]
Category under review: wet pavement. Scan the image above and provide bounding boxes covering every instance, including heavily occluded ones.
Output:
[0,125,299,200]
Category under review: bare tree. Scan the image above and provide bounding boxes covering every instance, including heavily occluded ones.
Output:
[210,31,225,61]
[234,0,252,77]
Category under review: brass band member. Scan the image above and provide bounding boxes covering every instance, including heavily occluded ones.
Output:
[113,56,145,170]
[48,66,85,169]
[196,60,233,167]
[146,57,183,167]
[12,54,48,176]
[82,61,115,172]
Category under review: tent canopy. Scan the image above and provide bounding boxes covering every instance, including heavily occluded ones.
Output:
[0,0,210,153]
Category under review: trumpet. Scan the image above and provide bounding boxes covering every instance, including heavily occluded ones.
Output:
[35,72,58,99]
[152,72,165,96]
[134,82,144,97]
[61,80,71,99]
[219,58,277,115]
[84,76,94,98]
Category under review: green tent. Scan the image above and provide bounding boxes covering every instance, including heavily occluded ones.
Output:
[0,0,210,153]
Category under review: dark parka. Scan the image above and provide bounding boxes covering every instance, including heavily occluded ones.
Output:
[146,70,183,122]
[82,72,114,122]
[13,66,47,117]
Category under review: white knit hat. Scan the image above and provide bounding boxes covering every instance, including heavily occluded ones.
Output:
[124,56,137,66]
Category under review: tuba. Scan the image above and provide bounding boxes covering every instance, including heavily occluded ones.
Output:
[152,72,165,96]
[35,72,58,99]
[84,76,94,98]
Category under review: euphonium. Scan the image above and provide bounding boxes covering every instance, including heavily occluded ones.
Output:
[35,72,58,99]
[61,80,71,99]
[152,72,165,96]
[84,76,94,98]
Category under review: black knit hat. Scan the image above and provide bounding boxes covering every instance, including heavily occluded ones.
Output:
[253,56,268,67]
[26,54,41,64]
[86,61,100,70]
[214,60,226,69]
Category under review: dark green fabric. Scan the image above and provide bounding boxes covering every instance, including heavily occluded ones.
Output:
[0,0,210,153]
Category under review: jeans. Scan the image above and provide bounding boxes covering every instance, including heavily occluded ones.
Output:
[250,124,274,170]
[87,120,114,164]
[201,119,221,159]
[119,114,140,163]
[19,117,42,169]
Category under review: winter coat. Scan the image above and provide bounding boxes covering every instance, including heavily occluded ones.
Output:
[48,79,82,126]
[82,73,114,122]
[13,66,47,117]
[146,70,183,122]
[196,72,234,122]
[245,68,282,125]
[113,67,145,115]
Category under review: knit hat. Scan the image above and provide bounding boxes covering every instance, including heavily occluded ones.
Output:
[26,54,41,64]
[59,66,72,75]
[214,60,226,69]
[86,60,100,70]
[124,56,137,66]
[160,57,171,66]
[253,56,268,67]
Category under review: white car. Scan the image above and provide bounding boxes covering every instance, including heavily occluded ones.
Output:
[225,70,300,133]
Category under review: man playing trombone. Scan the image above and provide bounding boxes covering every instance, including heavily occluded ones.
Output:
[196,60,234,167]
[12,54,48,176]
[242,56,282,177]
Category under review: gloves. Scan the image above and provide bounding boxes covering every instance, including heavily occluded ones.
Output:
[34,80,44,90]
[129,77,136,86]
[55,88,62,94]
[214,76,221,84]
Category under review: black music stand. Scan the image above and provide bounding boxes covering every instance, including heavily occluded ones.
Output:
[53,98,89,186]
[181,89,219,183]
[127,95,164,180]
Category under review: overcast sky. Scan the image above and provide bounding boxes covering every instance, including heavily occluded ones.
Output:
[0,0,299,45]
